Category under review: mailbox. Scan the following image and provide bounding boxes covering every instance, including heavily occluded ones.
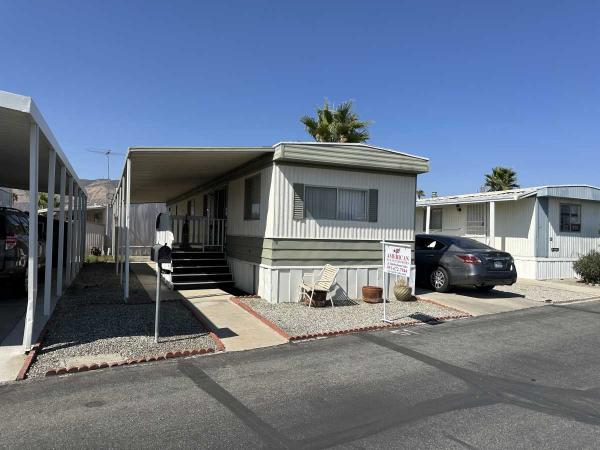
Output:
[151,244,172,265]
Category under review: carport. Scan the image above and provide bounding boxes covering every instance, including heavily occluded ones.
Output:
[111,146,273,299]
[0,90,87,353]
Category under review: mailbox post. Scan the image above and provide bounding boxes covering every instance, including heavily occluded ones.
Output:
[151,244,172,343]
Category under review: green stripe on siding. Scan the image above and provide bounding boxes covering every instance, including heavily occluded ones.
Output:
[226,235,413,267]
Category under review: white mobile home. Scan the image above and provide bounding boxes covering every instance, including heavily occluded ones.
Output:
[416,185,600,279]
[113,142,429,303]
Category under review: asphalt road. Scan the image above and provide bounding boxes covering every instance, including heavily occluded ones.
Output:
[1,301,599,449]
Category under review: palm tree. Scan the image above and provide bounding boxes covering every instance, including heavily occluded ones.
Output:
[38,193,59,209]
[484,167,519,191]
[416,189,425,199]
[300,100,371,143]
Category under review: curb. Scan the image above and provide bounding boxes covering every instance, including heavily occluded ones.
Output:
[230,297,292,340]
[287,314,468,341]
[232,297,471,343]
[15,316,54,381]
[45,347,215,377]
[179,297,226,352]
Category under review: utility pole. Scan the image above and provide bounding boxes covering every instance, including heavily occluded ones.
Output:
[87,149,124,255]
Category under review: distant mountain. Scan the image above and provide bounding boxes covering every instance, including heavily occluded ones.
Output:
[9,178,119,211]
[80,179,119,206]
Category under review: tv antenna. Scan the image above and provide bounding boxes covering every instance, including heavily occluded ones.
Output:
[86,148,125,181]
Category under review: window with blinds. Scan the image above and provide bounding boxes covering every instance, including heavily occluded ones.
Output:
[304,186,371,222]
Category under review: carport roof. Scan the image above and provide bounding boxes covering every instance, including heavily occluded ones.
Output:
[0,90,83,192]
[417,184,600,206]
[125,147,274,203]
[119,142,430,204]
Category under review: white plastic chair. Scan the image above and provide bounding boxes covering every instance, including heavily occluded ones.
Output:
[298,264,339,307]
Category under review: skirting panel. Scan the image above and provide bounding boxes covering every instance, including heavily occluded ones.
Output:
[229,257,415,303]
[513,257,578,280]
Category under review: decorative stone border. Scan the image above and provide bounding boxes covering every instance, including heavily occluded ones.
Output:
[17,297,225,380]
[231,296,471,343]
[44,348,215,377]
[230,297,292,340]
[16,317,53,381]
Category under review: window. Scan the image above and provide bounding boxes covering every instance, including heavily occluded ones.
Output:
[416,237,446,251]
[466,204,486,235]
[338,189,368,221]
[244,174,261,220]
[305,186,368,221]
[560,204,581,232]
[430,208,443,231]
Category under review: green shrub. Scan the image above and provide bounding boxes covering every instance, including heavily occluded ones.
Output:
[573,250,600,284]
[85,255,114,264]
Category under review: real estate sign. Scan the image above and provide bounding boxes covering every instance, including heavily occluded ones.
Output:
[383,242,411,277]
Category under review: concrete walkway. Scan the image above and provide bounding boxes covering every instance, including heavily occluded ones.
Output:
[132,264,288,352]
[418,288,540,317]
[0,273,60,383]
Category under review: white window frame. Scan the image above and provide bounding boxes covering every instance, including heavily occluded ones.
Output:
[244,174,261,221]
[304,185,369,222]
[466,203,486,236]
[559,203,581,233]
[430,208,443,231]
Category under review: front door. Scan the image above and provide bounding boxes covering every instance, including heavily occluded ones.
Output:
[215,188,227,219]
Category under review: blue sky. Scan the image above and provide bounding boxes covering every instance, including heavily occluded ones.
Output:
[1,1,598,195]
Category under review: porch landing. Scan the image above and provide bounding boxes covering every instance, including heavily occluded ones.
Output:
[132,264,288,352]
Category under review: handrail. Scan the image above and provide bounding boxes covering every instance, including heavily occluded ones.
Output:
[171,215,227,251]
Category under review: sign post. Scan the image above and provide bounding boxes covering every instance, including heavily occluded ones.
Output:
[381,240,412,323]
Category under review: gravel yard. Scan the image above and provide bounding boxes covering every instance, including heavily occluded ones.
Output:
[238,297,467,337]
[28,263,216,378]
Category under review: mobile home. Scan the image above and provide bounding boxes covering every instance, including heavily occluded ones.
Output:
[113,142,429,302]
[416,185,600,279]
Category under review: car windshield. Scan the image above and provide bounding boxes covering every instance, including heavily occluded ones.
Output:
[450,237,492,251]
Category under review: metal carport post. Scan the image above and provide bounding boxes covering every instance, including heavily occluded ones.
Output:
[22,122,39,350]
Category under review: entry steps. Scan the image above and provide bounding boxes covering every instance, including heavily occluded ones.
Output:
[170,249,234,290]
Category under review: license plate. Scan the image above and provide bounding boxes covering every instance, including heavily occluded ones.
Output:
[494,261,504,269]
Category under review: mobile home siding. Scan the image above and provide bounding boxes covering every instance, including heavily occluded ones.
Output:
[418,198,537,257]
[227,166,273,237]
[547,198,600,258]
[493,198,536,257]
[270,164,416,241]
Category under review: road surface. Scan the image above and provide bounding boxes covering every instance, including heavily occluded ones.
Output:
[1,300,599,449]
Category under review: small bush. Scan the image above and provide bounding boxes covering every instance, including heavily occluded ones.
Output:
[85,255,114,264]
[573,250,600,284]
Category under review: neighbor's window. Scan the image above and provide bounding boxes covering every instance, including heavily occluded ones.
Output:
[305,186,368,221]
[244,174,261,220]
[466,204,486,235]
[430,208,443,231]
[560,204,581,232]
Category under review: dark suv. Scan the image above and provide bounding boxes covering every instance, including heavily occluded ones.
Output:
[0,207,45,292]
[415,234,517,292]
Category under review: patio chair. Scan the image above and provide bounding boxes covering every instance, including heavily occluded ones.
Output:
[299,264,339,307]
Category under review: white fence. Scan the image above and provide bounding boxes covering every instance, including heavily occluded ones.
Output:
[171,216,226,250]
[86,222,105,255]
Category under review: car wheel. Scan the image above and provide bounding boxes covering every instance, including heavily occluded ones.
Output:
[430,267,450,292]
[476,285,495,292]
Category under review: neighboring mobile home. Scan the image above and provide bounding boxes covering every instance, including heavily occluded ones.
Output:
[416,185,600,279]
[113,142,429,303]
